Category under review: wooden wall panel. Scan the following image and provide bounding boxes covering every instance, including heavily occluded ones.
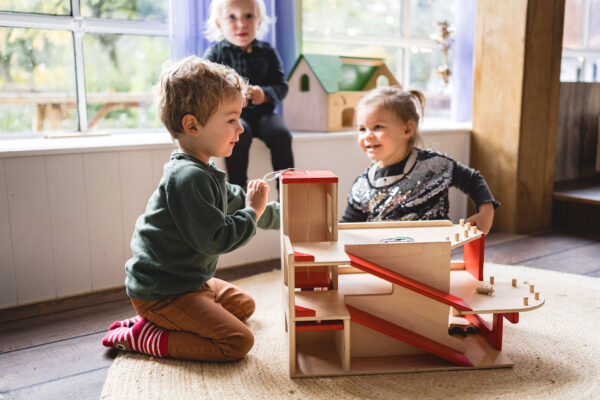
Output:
[472,0,564,232]
[46,154,93,297]
[118,151,156,261]
[5,157,56,304]
[83,153,126,291]
[518,0,564,230]
[0,160,17,308]
[555,83,600,182]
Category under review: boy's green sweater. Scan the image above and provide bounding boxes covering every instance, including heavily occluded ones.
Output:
[125,152,280,301]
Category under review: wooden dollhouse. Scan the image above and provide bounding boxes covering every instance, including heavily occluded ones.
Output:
[279,170,545,377]
[283,54,399,132]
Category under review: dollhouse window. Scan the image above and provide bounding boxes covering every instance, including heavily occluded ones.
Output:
[376,75,390,87]
[300,74,310,91]
[342,108,355,127]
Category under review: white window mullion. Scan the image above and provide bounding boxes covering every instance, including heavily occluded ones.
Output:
[73,30,88,132]
[70,0,88,132]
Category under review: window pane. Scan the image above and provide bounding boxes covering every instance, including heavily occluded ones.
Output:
[0,0,70,15]
[82,33,168,131]
[590,0,600,49]
[410,0,455,38]
[408,48,452,118]
[0,27,77,135]
[560,56,584,81]
[563,0,583,48]
[303,0,402,38]
[80,0,167,22]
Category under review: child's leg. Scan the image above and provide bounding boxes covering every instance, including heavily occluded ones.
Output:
[130,282,256,361]
[255,113,294,173]
[225,117,252,188]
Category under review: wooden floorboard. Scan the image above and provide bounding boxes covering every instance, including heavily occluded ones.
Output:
[0,231,598,400]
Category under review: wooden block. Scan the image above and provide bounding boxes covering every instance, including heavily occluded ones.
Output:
[523,297,529,306]
[472,226,478,234]
[535,292,540,300]
[529,284,534,293]
[464,229,469,238]
[460,219,465,226]
[490,276,495,284]
[454,233,460,241]
[512,279,517,287]
[465,222,471,230]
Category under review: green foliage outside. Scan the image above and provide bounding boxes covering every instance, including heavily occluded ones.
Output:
[0,0,168,134]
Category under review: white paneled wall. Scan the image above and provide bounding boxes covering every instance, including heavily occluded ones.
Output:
[0,128,470,308]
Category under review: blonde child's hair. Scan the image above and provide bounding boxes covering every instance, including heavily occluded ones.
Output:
[204,0,273,43]
[357,86,426,148]
[155,55,248,138]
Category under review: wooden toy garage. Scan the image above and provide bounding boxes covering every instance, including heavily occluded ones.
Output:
[279,170,545,377]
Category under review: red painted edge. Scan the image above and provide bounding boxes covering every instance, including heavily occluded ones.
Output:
[347,305,473,367]
[464,235,485,280]
[295,305,316,317]
[504,313,519,324]
[295,271,331,289]
[293,251,315,262]
[295,320,344,332]
[280,170,338,184]
[464,312,518,351]
[347,252,472,312]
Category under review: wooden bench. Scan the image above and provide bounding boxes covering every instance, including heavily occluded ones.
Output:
[553,177,600,234]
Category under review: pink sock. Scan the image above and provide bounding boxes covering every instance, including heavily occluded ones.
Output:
[109,315,143,330]
[102,319,170,358]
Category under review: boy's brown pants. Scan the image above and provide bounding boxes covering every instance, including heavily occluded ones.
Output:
[131,277,255,361]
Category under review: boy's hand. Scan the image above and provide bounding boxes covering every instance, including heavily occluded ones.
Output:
[247,85,266,105]
[246,179,270,220]
[466,202,494,235]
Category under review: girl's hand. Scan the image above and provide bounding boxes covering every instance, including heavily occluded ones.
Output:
[246,179,270,220]
[248,85,266,105]
[466,202,494,235]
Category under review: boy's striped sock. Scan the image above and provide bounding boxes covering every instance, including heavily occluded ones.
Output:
[109,315,142,330]
[102,318,170,358]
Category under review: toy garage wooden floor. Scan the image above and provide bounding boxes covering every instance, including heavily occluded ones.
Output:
[1,230,599,399]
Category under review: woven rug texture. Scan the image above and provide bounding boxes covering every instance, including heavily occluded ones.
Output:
[101,264,600,400]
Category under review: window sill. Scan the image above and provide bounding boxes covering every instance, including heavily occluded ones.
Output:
[0,120,471,159]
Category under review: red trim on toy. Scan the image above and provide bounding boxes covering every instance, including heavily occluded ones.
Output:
[280,170,338,184]
[295,271,331,289]
[293,251,315,262]
[464,312,519,351]
[347,252,473,312]
[347,305,473,367]
[295,320,344,332]
[464,235,485,280]
[295,305,316,317]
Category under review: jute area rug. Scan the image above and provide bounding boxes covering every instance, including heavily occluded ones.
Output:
[101,264,600,400]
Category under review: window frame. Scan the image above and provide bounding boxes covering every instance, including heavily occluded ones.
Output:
[0,0,168,135]
[300,0,452,115]
[562,0,600,81]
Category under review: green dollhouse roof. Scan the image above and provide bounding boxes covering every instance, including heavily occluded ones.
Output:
[288,54,390,94]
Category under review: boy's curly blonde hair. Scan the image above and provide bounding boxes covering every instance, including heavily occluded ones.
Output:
[155,56,248,138]
[357,86,427,149]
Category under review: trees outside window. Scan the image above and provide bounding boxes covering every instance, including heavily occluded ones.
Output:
[0,0,168,136]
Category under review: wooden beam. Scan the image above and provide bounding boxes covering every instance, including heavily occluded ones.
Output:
[472,0,565,232]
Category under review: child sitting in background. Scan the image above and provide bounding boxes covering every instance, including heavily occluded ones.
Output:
[102,56,280,361]
[203,0,294,189]
[341,86,498,234]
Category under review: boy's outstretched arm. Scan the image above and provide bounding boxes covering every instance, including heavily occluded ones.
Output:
[466,202,494,235]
